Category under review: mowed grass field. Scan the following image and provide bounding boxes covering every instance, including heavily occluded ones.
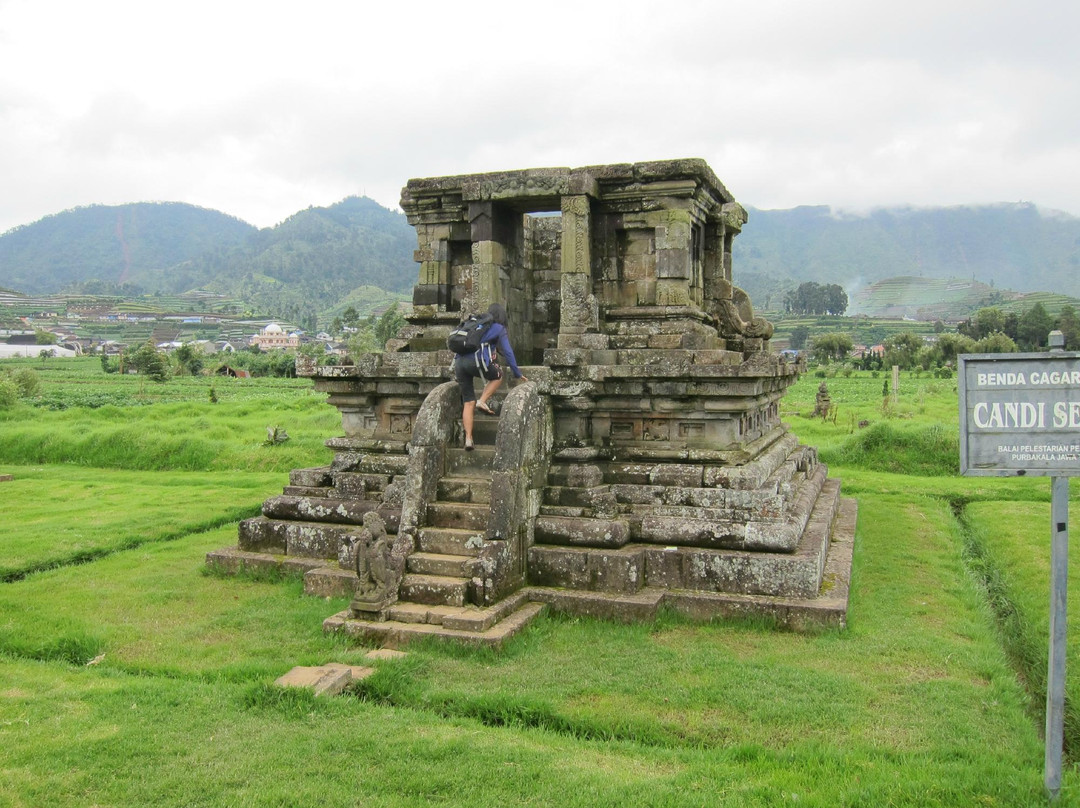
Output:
[2,357,1079,806]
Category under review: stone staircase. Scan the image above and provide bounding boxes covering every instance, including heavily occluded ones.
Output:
[205,438,410,597]
[324,405,547,647]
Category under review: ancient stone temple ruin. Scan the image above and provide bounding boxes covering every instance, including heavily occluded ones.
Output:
[208,159,856,646]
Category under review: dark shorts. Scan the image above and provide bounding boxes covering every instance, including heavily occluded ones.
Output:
[453,353,502,403]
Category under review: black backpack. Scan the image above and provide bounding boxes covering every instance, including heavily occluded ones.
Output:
[447,313,493,355]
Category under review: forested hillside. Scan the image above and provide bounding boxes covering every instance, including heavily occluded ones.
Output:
[182,196,416,328]
[735,203,1080,308]
[0,202,255,295]
[0,197,416,328]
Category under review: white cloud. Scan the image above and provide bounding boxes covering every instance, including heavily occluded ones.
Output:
[1,0,1078,233]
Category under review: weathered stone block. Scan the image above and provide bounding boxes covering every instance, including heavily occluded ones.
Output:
[332,473,368,499]
[655,279,691,306]
[534,515,629,547]
[263,495,377,525]
[588,547,644,593]
[643,546,684,588]
[237,517,286,553]
[649,464,704,487]
[285,522,358,560]
[304,566,359,598]
[637,515,743,548]
[528,545,592,589]
[290,466,333,487]
[656,248,691,279]
[548,463,604,488]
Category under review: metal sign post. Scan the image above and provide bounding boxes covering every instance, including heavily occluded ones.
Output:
[1047,474,1069,796]
[958,332,1078,798]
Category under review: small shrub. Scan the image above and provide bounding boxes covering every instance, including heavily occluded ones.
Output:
[12,368,42,397]
[828,422,959,476]
[0,377,19,409]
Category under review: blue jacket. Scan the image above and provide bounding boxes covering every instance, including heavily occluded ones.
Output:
[479,322,523,378]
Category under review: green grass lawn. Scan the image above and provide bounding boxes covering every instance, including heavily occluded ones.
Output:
[963,501,1080,758]
[0,467,286,580]
[1,360,1079,806]
[0,357,337,472]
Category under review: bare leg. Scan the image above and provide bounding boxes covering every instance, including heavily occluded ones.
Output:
[462,400,476,448]
[477,376,503,409]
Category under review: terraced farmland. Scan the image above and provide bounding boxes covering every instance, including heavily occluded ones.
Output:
[850,276,1080,320]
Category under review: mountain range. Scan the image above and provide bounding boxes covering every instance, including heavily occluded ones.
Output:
[1,197,1078,324]
[734,203,1080,311]
[0,197,416,327]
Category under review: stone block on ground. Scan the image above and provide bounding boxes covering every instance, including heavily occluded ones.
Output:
[274,663,375,697]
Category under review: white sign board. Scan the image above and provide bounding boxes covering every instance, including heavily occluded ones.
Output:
[959,352,1080,477]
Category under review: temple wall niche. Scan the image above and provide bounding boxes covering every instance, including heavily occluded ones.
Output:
[525,215,562,363]
[593,220,656,308]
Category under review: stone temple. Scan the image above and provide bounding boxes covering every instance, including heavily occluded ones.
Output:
[208,159,856,646]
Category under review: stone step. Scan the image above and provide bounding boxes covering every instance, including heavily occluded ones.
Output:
[387,602,466,625]
[445,446,496,476]
[330,451,410,476]
[239,515,354,558]
[399,573,468,607]
[525,585,666,623]
[324,600,547,649]
[417,526,486,556]
[407,551,473,577]
[289,466,333,487]
[426,501,489,531]
[539,505,588,518]
[388,590,530,631]
[332,471,391,499]
[607,483,784,513]
[263,494,377,525]
[325,437,410,453]
[206,547,325,577]
[534,514,630,548]
[528,544,645,594]
[542,484,613,508]
[437,476,492,504]
[282,485,333,498]
[304,565,359,599]
[470,415,500,441]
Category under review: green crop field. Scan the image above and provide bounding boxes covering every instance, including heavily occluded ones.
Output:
[1,357,1079,806]
[768,314,939,350]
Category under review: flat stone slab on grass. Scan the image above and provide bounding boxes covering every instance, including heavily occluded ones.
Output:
[274,663,374,697]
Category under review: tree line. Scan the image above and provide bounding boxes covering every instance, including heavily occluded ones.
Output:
[956,302,1080,351]
[783,282,849,316]
[806,302,1080,373]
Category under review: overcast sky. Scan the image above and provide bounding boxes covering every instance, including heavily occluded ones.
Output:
[1,0,1077,234]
